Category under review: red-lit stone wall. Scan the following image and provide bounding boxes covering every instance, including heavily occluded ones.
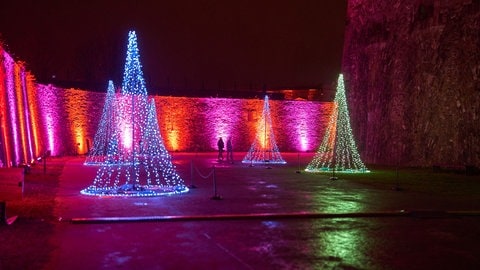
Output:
[1,46,44,167]
[343,0,480,167]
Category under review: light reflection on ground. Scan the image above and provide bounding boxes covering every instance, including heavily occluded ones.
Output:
[312,219,372,269]
[317,189,365,213]
[309,189,370,269]
[42,154,480,269]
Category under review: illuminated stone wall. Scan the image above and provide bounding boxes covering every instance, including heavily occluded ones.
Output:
[2,41,332,166]
[343,0,480,167]
[155,96,332,153]
[34,85,104,156]
[0,46,44,167]
[43,90,332,155]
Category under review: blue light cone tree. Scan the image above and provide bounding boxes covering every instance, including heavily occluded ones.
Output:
[81,31,188,196]
[121,31,148,96]
[242,95,286,164]
[119,30,149,160]
[305,74,368,173]
[84,80,116,165]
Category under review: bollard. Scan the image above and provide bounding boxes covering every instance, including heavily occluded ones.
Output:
[42,150,50,174]
[211,166,222,200]
[43,155,47,174]
[0,201,6,224]
[265,160,272,169]
[295,152,301,173]
[189,160,197,188]
[1,201,18,225]
[330,167,338,180]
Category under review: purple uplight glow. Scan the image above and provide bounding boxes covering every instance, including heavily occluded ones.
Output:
[116,95,134,150]
[45,115,55,155]
[152,96,331,153]
[21,70,35,161]
[4,52,21,165]
[298,127,309,152]
[36,85,60,156]
[274,100,333,152]
[204,98,243,150]
[1,47,44,166]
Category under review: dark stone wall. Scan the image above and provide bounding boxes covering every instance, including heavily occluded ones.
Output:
[343,0,480,167]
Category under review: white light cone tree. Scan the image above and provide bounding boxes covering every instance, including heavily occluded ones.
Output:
[242,95,286,164]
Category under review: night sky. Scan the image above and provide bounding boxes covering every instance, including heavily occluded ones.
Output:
[0,0,347,95]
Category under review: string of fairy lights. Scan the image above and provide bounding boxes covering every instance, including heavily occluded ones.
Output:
[84,80,116,165]
[81,31,188,196]
[242,95,286,164]
[81,31,367,197]
[305,74,369,173]
[121,31,148,96]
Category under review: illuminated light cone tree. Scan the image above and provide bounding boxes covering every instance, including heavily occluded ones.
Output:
[305,74,368,173]
[242,95,286,164]
[84,80,117,165]
[81,31,188,196]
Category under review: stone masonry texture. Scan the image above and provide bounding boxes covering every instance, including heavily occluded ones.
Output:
[343,0,480,167]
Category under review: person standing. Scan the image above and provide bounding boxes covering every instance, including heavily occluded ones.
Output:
[226,137,233,163]
[217,137,224,160]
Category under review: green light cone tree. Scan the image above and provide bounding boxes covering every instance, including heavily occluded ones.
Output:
[81,31,188,196]
[305,74,368,173]
[243,95,286,164]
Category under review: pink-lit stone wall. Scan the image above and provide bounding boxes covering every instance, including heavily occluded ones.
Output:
[155,96,332,152]
[35,85,104,156]
[36,89,332,155]
[2,44,332,166]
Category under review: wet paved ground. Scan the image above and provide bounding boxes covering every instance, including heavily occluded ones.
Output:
[46,153,480,269]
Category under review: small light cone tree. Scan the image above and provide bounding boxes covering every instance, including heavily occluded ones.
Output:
[84,80,116,165]
[81,31,188,196]
[242,95,286,164]
[305,74,368,173]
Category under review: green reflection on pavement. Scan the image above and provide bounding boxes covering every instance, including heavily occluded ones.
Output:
[311,189,372,269]
[314,187,366,213]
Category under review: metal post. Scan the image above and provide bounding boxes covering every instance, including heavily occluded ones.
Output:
[331,166,337,180]
[392,141,402,191]
[211,165,222,200]
[330,141,338,180]
[189,160,197,188]
[1,201,17,225]
[296,152,301,173]
[0,201,6,224]
[131,93,135,188]
[213,166,216,195]
[393,160,402,191]
[264,107,267,162]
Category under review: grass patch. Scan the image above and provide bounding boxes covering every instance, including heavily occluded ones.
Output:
[332,165,480,196]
